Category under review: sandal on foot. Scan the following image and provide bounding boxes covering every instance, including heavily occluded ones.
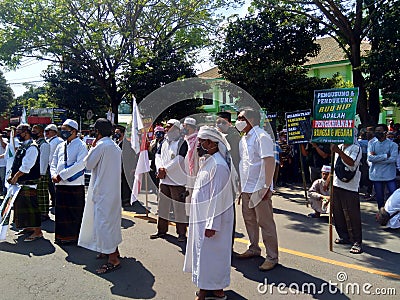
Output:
[308,213,320,218]
[15,229,34,236]
[334,238,350,245]
[350,243,363,254]
[24,234,43,242]
[96,262,121,274]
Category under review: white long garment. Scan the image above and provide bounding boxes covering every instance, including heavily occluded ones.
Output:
[385,188,400,229]
[78,137,122,254]
[183,152,234,290]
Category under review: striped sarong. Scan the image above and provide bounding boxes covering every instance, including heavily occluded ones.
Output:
[55,185,85,242]
[13,186,41,229]
[37,173,50,214]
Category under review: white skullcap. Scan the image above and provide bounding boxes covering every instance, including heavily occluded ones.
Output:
[184,117,196,126]
[45,124,58,132]
[167,119,180,128]
[198,125,231,153]
[63,119,79,130]
[321,165,331,173]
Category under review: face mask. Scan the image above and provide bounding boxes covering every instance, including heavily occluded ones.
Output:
[113,133,121,140]
[388,137,394,141]
[167,128,180,141]
[374,132,385,140]
[197,142,208,157]
[60,130,72,140]
[235,120,247,132]
[155,131,164,139]
[31,133,39,140]
[182,128,189,136]
[216,122,229,133]
[16,133,24,142]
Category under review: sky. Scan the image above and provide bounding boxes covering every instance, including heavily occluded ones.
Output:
[2,1,251,97]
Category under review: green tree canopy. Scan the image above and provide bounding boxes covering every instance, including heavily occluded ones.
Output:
[213,9,336,113]
[253,0,384,125]
[0,0,236,123]
[365,1,400,105]
[0,70,14,115]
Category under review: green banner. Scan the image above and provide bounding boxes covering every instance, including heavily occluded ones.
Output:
[311,88,359,144]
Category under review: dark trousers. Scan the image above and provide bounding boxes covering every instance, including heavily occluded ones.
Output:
[373,179,397,209]
[333,186,362,244]
[48,170,56,206]
[157,184,187,236]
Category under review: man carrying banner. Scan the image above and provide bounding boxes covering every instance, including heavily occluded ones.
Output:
[331,131,363,254]
[8,124,43,241]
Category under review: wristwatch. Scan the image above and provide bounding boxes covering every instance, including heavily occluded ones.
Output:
[263,184,269,189]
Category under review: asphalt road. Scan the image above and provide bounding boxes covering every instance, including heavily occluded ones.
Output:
[0,184,399,299]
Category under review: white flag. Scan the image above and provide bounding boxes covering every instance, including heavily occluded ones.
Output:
[20,107,27,124]
[130,97,144,154]
[131,146,151,204]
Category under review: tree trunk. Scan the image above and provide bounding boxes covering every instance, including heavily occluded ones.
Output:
[111,100,119,125]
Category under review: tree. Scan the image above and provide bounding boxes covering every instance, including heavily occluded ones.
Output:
[365,1,400,105]
[253,0,384,125]
[213,9,337,113]
[0,0,235,123]
[0,70,14,114]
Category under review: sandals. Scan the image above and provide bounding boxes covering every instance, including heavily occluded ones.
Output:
[24,234,43,242]
[334,238,350,245]
[15,229,34,236]
[308,213,320,218]
[350,243,363,254]
[96,262,121,274]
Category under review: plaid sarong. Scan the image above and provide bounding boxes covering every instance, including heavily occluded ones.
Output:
[37,173,50,214]
[13,186,41,229]
[55,185,85,242]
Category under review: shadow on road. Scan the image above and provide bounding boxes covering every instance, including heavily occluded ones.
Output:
[60,244,157,299]
[231,257,350,299]
[0,235,55,257]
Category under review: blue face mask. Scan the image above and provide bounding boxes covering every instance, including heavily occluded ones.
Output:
[60,130,72,140]
[16,133,24,142]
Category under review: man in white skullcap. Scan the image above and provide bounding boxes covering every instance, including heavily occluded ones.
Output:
[151,118,188,242]
[50,119,88,245]
[183,126,234,300]
[307,165,331,218]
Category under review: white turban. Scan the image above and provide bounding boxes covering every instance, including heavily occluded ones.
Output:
[197,126,231,159]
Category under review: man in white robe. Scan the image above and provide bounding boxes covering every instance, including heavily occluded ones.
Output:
[78,118,122,274]
[184,126,234,300]
[384,188,400,229]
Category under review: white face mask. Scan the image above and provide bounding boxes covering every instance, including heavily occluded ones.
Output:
[235,120,247,132]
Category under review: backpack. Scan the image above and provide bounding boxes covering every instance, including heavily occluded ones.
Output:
[334,145,360,182]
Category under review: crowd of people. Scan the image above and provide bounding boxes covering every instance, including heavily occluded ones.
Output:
[1,110,399,300]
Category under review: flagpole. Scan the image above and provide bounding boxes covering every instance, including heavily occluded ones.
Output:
[145,172,148,218]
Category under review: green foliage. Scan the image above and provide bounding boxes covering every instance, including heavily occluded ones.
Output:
[213,9,335,113]
[365,2,400,104]
[0,70,14,114]
[0,0,236,122]
[15,85,56,110]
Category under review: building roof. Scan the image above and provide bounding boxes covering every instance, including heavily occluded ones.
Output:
[197,66,221,79]
[303,36,371,66]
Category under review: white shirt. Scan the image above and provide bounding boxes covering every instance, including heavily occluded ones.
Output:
[48,135,63,166]
[239,126,274,193]
[155,138,187,186]
[50,137,88,185]
[0,138,7,167]
[18,140,39,174]
[333,144,362,192]
[37,138,50,175]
